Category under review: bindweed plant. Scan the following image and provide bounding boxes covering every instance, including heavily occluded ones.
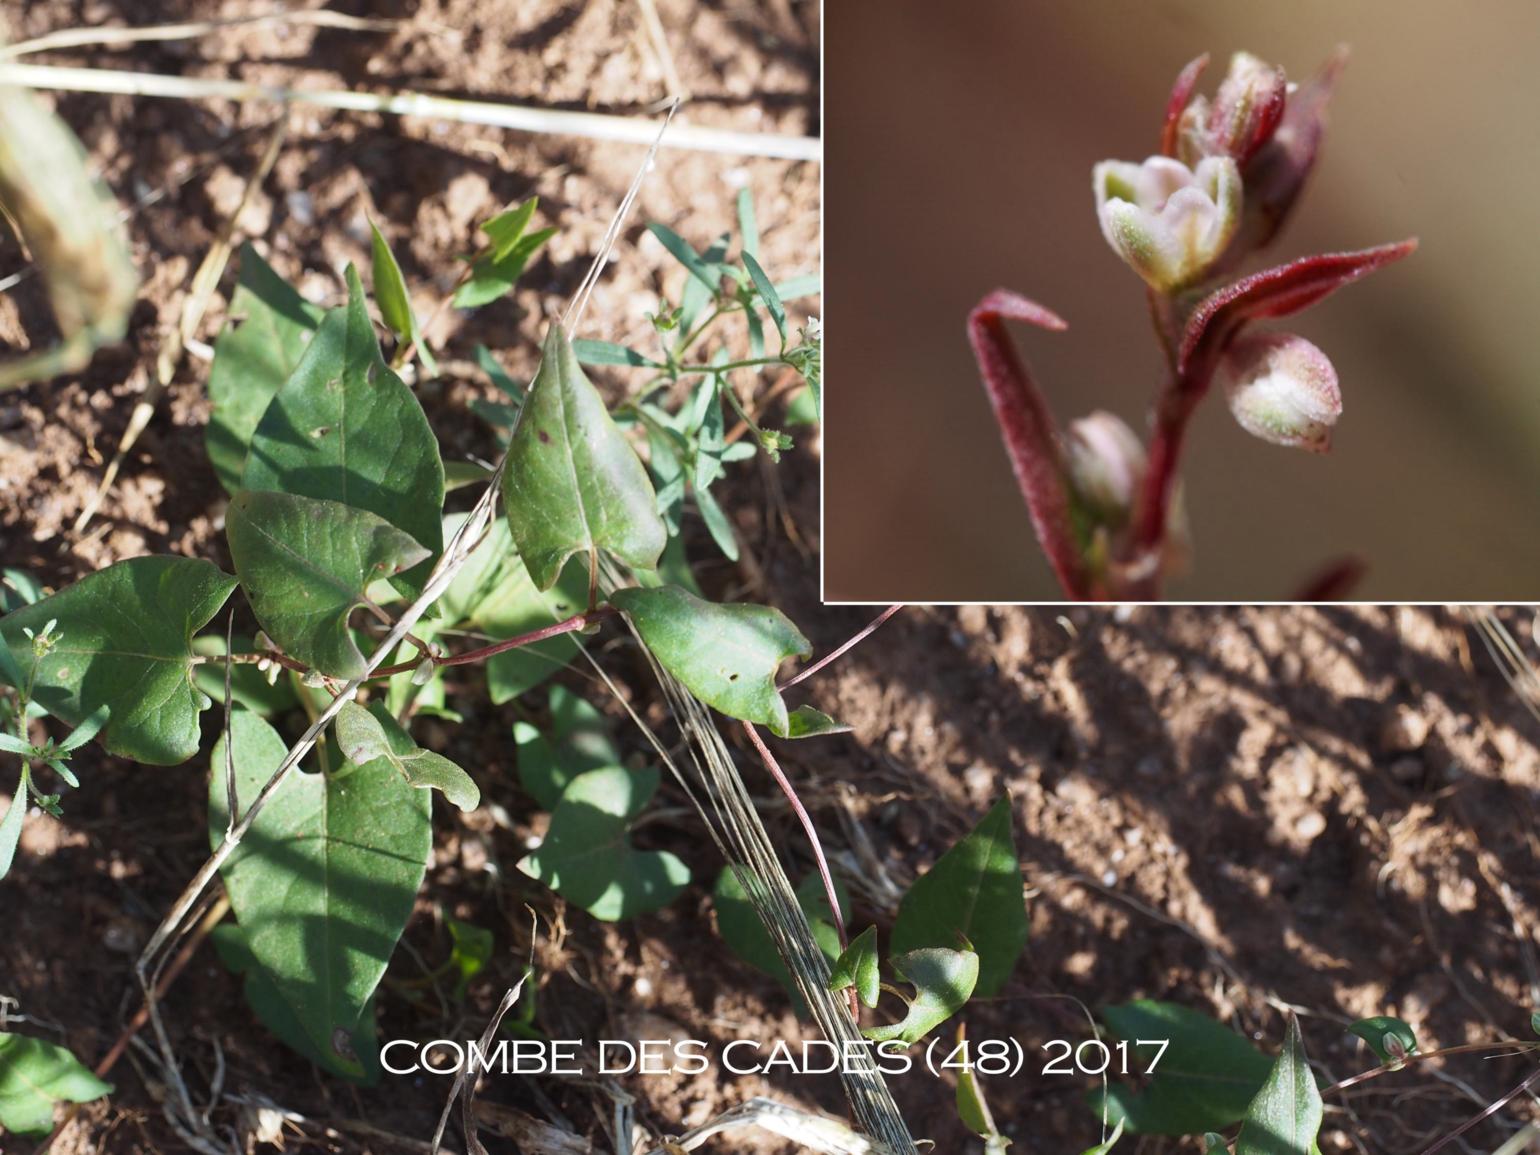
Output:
[0,179,839,1111]
[970,48,1416,599]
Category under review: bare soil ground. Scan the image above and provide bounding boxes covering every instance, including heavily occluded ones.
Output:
[4,5,1540,1155]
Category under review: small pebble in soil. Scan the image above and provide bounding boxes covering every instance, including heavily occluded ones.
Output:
[1294,811,1327,841]
[1379,704,1430,753]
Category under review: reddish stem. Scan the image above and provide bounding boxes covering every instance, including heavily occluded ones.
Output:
[369,607,616,680]
[779,604,902,692]
[742,720,859,1020]
[1291,555,1367,601]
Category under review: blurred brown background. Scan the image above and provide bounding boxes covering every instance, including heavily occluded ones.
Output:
[824,0,1540,601]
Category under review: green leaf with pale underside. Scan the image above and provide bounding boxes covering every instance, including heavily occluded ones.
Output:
[609,585,810,737]
[0,556,238,764]
[0,1033,113,1135]
[862,947,979,1045]
[209,710,430,1081]
[207,244,323,493]
[226,490,428,680]
[502,324,666,590]
[333,700,479,811]
[827,925,881,1008]
[890,796,1027,996]
[1237,1017,1322,1155]
[517,765,689,920]
[242,265,444,596]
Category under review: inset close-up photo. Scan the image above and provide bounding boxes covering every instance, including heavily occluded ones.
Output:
[825,1,1540,601]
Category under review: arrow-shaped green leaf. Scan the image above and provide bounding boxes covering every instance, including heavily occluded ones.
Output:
[242,265,444,596]
[1237,1017,1322,1155]
[226,490,428,680]
[827,925,881,1009]
[609,585,810,736]
[206,244,323,493]
[890,796,1027,997]
[209,710,431,1081]
[0,557,238,764]
[502,324,666,590]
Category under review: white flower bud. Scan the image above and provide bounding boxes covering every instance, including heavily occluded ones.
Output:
[1094,155,1242,292]
[1218,331,1341,452]
[1064,411,1146,527]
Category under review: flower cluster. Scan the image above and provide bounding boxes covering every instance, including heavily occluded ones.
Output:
[968,48,1415,598]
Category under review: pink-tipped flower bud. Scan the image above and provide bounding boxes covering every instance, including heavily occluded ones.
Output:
[1218,331,1341,452]
[1064,411,1146,527]
[1177,52,1288,166]
[1094,155,1241,292]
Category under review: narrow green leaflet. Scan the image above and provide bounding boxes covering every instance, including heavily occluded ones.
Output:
[0,776,25,878]
[502,324,666,590]
[743,251,787,343]
[209,711,430,1081]
[454,198,556,309]
[1346,1015,1417,1067]
[572,339,661,368]
[648,222,725,295]
[513,684,621,810]
[226,490,429,680]
[0,557,238,764]
[0,1033,113,1136]
[736,188,760,259]
[713,867,845,1013]
[207,244,322,493]
[609,585,810,737]
[890,796,1027,996]
[862,947,979,1045]
[1092,1001,1274,1136]
[241,266,444,595]
[784,705,853,739]
[369,219,437,375]
[1237,1017,1322,1155]
[333,701,479,811]
[517,765,689,921]
[827,925,881,1008]
[436,514,589,705]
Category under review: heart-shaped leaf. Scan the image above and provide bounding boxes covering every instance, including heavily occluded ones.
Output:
[0,557,238,764]
[608,585,810,736]
[1237,1016,1322,1155]
[207,244,322,493]
[333,701,479,811]
[890,796,1027,996]
[242,265,444,596]
[862,947,979,1045]
[209,710,431,1081]
[438,514,590,706]
[502,324,666,591]
[0,1033,113,1136]
[827,925,881,1009]
[227,490,429,680]
[517,765,689,921]
[1092,1001,1274,1135]
[513,684,621,810]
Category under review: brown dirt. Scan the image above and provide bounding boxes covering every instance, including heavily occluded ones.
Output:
[3,6,1540,1155]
